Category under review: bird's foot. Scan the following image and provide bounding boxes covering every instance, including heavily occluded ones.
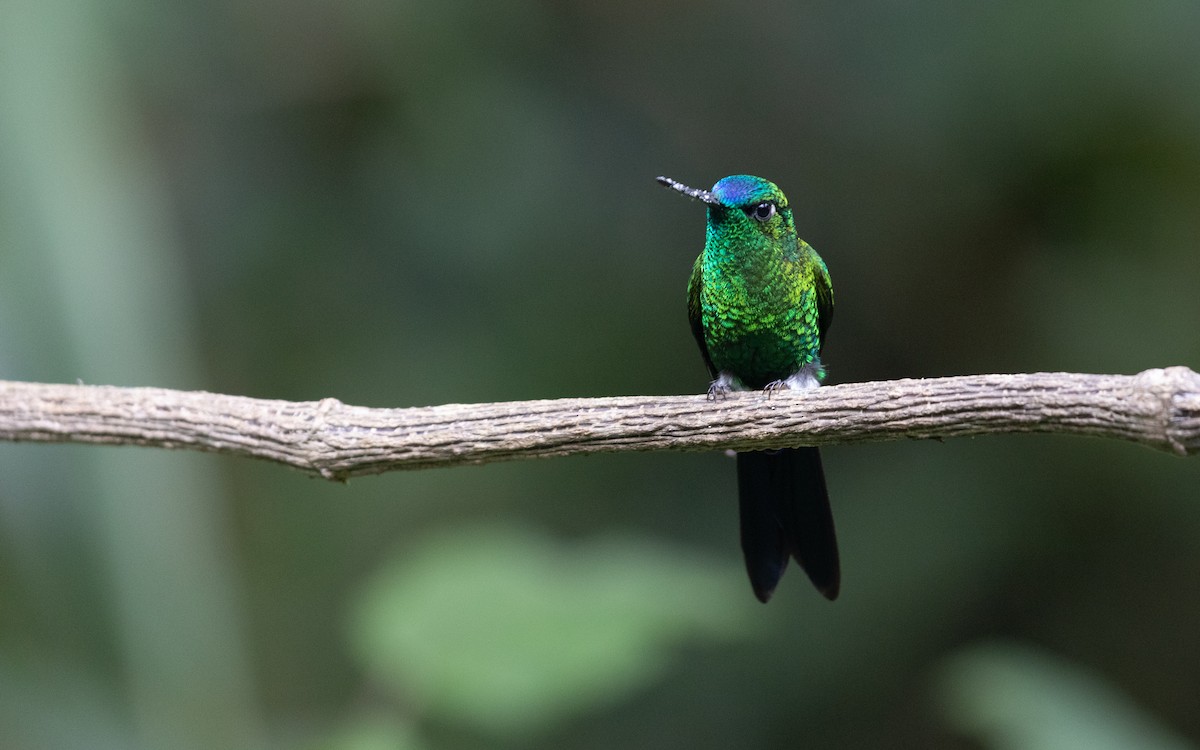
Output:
[706,373,738,400]
[762,379,790,398]
[706,381,731,401]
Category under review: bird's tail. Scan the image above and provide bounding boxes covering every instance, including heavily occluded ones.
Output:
[736,447,840,602]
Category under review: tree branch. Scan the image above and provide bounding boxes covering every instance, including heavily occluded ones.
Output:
[1,368,1197,480]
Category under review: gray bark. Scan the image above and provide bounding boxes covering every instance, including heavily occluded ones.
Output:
[1,367,1197,480]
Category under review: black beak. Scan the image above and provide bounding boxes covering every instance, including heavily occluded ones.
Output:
[656,176,721,206]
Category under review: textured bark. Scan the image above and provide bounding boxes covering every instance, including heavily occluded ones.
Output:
[0,367,1197,480]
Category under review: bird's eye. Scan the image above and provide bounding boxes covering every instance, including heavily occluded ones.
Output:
[747,202,776,222]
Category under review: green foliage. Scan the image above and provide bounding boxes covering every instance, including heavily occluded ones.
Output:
[316,717,428,750]
[349,524,750,737]
[939,643,1195,750]
[2,0,1200,747]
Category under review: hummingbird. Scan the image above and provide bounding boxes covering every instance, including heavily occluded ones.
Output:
[657,174,839,603]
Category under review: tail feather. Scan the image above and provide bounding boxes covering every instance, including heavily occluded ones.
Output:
[736,453,789,602]
[736,447,840,602]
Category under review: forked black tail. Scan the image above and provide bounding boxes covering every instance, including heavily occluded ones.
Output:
[736,447,840,602]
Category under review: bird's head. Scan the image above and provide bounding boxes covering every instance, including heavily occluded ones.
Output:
[656,174,796,243]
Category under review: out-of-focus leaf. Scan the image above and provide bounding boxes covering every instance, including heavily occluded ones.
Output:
[937,641,1195,750]
[313,716,427,750]
[0,653,132,750]
[348,524,752,736]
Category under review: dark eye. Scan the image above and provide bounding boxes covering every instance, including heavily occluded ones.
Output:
[747,202,776,222]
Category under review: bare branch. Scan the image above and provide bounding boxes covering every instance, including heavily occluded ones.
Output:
[0,368,1197,480]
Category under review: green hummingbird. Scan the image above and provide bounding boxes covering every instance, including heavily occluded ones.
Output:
[657,174,839,603]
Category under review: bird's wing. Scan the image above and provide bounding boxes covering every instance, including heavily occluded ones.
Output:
[811,247,834,354]
[686,254,717,378]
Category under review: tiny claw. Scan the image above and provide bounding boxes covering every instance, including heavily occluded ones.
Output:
[763,380,790,398]
[706,382,731,401]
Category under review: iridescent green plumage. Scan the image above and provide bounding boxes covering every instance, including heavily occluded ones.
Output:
[660,174,840,602]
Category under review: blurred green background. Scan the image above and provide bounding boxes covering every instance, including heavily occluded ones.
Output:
[2,1,1199,748]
